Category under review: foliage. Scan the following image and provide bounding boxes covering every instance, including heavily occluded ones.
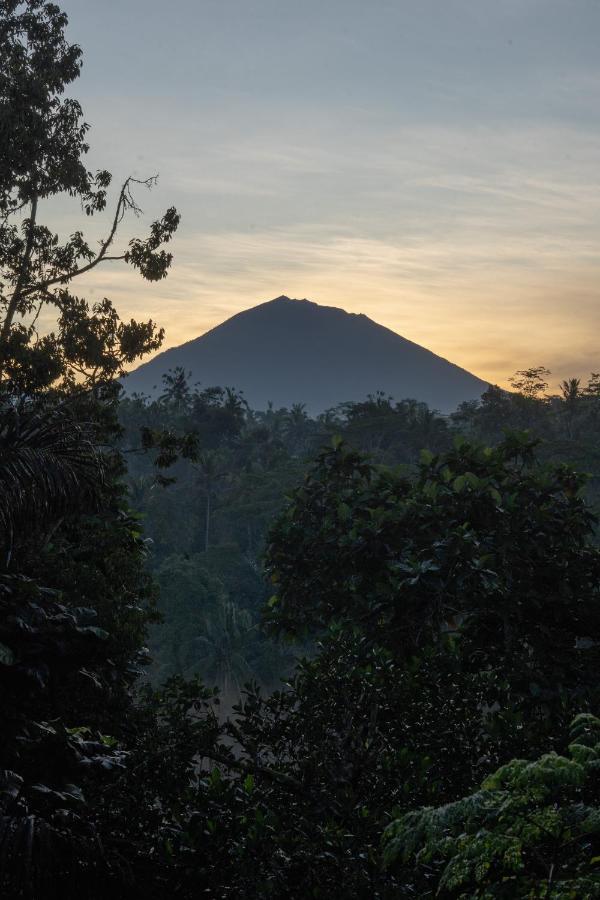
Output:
[0,397,102,551]
[509,366,551,399]
[0,431,134,897]
[116,432,600,898]
[453,373,600,508]
[0,0,179,394]
[266,436,600,725]
[4,3,600,897]
[383,714,600,898]
[110,371,600,898]
[0,1,181,894]
[119,363,600,703]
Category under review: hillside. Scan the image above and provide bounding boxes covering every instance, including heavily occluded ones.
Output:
[123,296,488,413]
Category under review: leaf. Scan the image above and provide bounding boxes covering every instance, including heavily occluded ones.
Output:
[79,626,109,640]
[66,725,92,737]
[0,770,23,801]
[0,641,15,665]
[337,502,351,521]
[62,783,86,804]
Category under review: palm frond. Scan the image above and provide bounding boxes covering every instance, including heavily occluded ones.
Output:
[0,401,104,550]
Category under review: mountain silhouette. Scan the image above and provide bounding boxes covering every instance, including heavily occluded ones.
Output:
[124,296,488,413]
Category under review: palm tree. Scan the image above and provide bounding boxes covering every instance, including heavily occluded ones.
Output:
[561,378,581,403]
[159,366,192,409]
[188,598,256,699]
[560,377,581,439]
[193,450,229,552]
[0,399,103,558]
[284,403,311,455]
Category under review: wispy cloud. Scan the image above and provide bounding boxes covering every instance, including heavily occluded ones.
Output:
[70,215,600,390]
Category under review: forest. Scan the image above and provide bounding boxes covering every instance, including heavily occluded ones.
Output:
[119,365,600,703]
[3,3,600,898]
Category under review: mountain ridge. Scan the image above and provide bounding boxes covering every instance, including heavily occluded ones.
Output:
[124,296,488,414]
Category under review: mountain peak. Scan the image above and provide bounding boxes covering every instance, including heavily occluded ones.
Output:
[124,296,488,414]
[268,295,313,307]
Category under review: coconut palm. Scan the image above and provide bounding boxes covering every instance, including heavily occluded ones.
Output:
[560,377,582,438]
[187,598,257,699]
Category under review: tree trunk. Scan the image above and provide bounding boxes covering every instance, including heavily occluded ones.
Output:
[0,194,39,377]
[204,491,211,553]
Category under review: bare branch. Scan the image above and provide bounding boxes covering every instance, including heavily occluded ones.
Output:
[29,295,46,333]
[20,175,157,300]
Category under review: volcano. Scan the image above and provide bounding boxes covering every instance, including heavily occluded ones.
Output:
[123,296,488,414]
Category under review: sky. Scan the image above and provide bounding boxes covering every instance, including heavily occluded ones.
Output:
[53,0,600,388]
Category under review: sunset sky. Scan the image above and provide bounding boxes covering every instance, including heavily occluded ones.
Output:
[56,0,600,389]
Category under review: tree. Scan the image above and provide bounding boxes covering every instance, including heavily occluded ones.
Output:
[265,436,600,773]
[383,714,600,898]
[0,396,102,548]
[559,377,582,439]
[0,398,134,898]
[192,598,256,699]
[0,0,179,393]
[194,450,230,552]
[159,366,193,408]
[584,374,600,399]
[0,2,182,895]
[509,367,551,400]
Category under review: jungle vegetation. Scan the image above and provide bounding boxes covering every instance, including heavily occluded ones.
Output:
[2,3,600,897]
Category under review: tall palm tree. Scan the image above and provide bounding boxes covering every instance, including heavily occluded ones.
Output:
[561,378,581,403]
[560,378,581,439]
[159,366,192,410]
[193,450,229,552]
[284,403,310,455]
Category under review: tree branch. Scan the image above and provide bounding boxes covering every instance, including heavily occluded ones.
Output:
[204,750,303,791]
[20,176,154,300]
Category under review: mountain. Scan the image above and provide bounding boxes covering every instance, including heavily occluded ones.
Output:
[123,296,488,414]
